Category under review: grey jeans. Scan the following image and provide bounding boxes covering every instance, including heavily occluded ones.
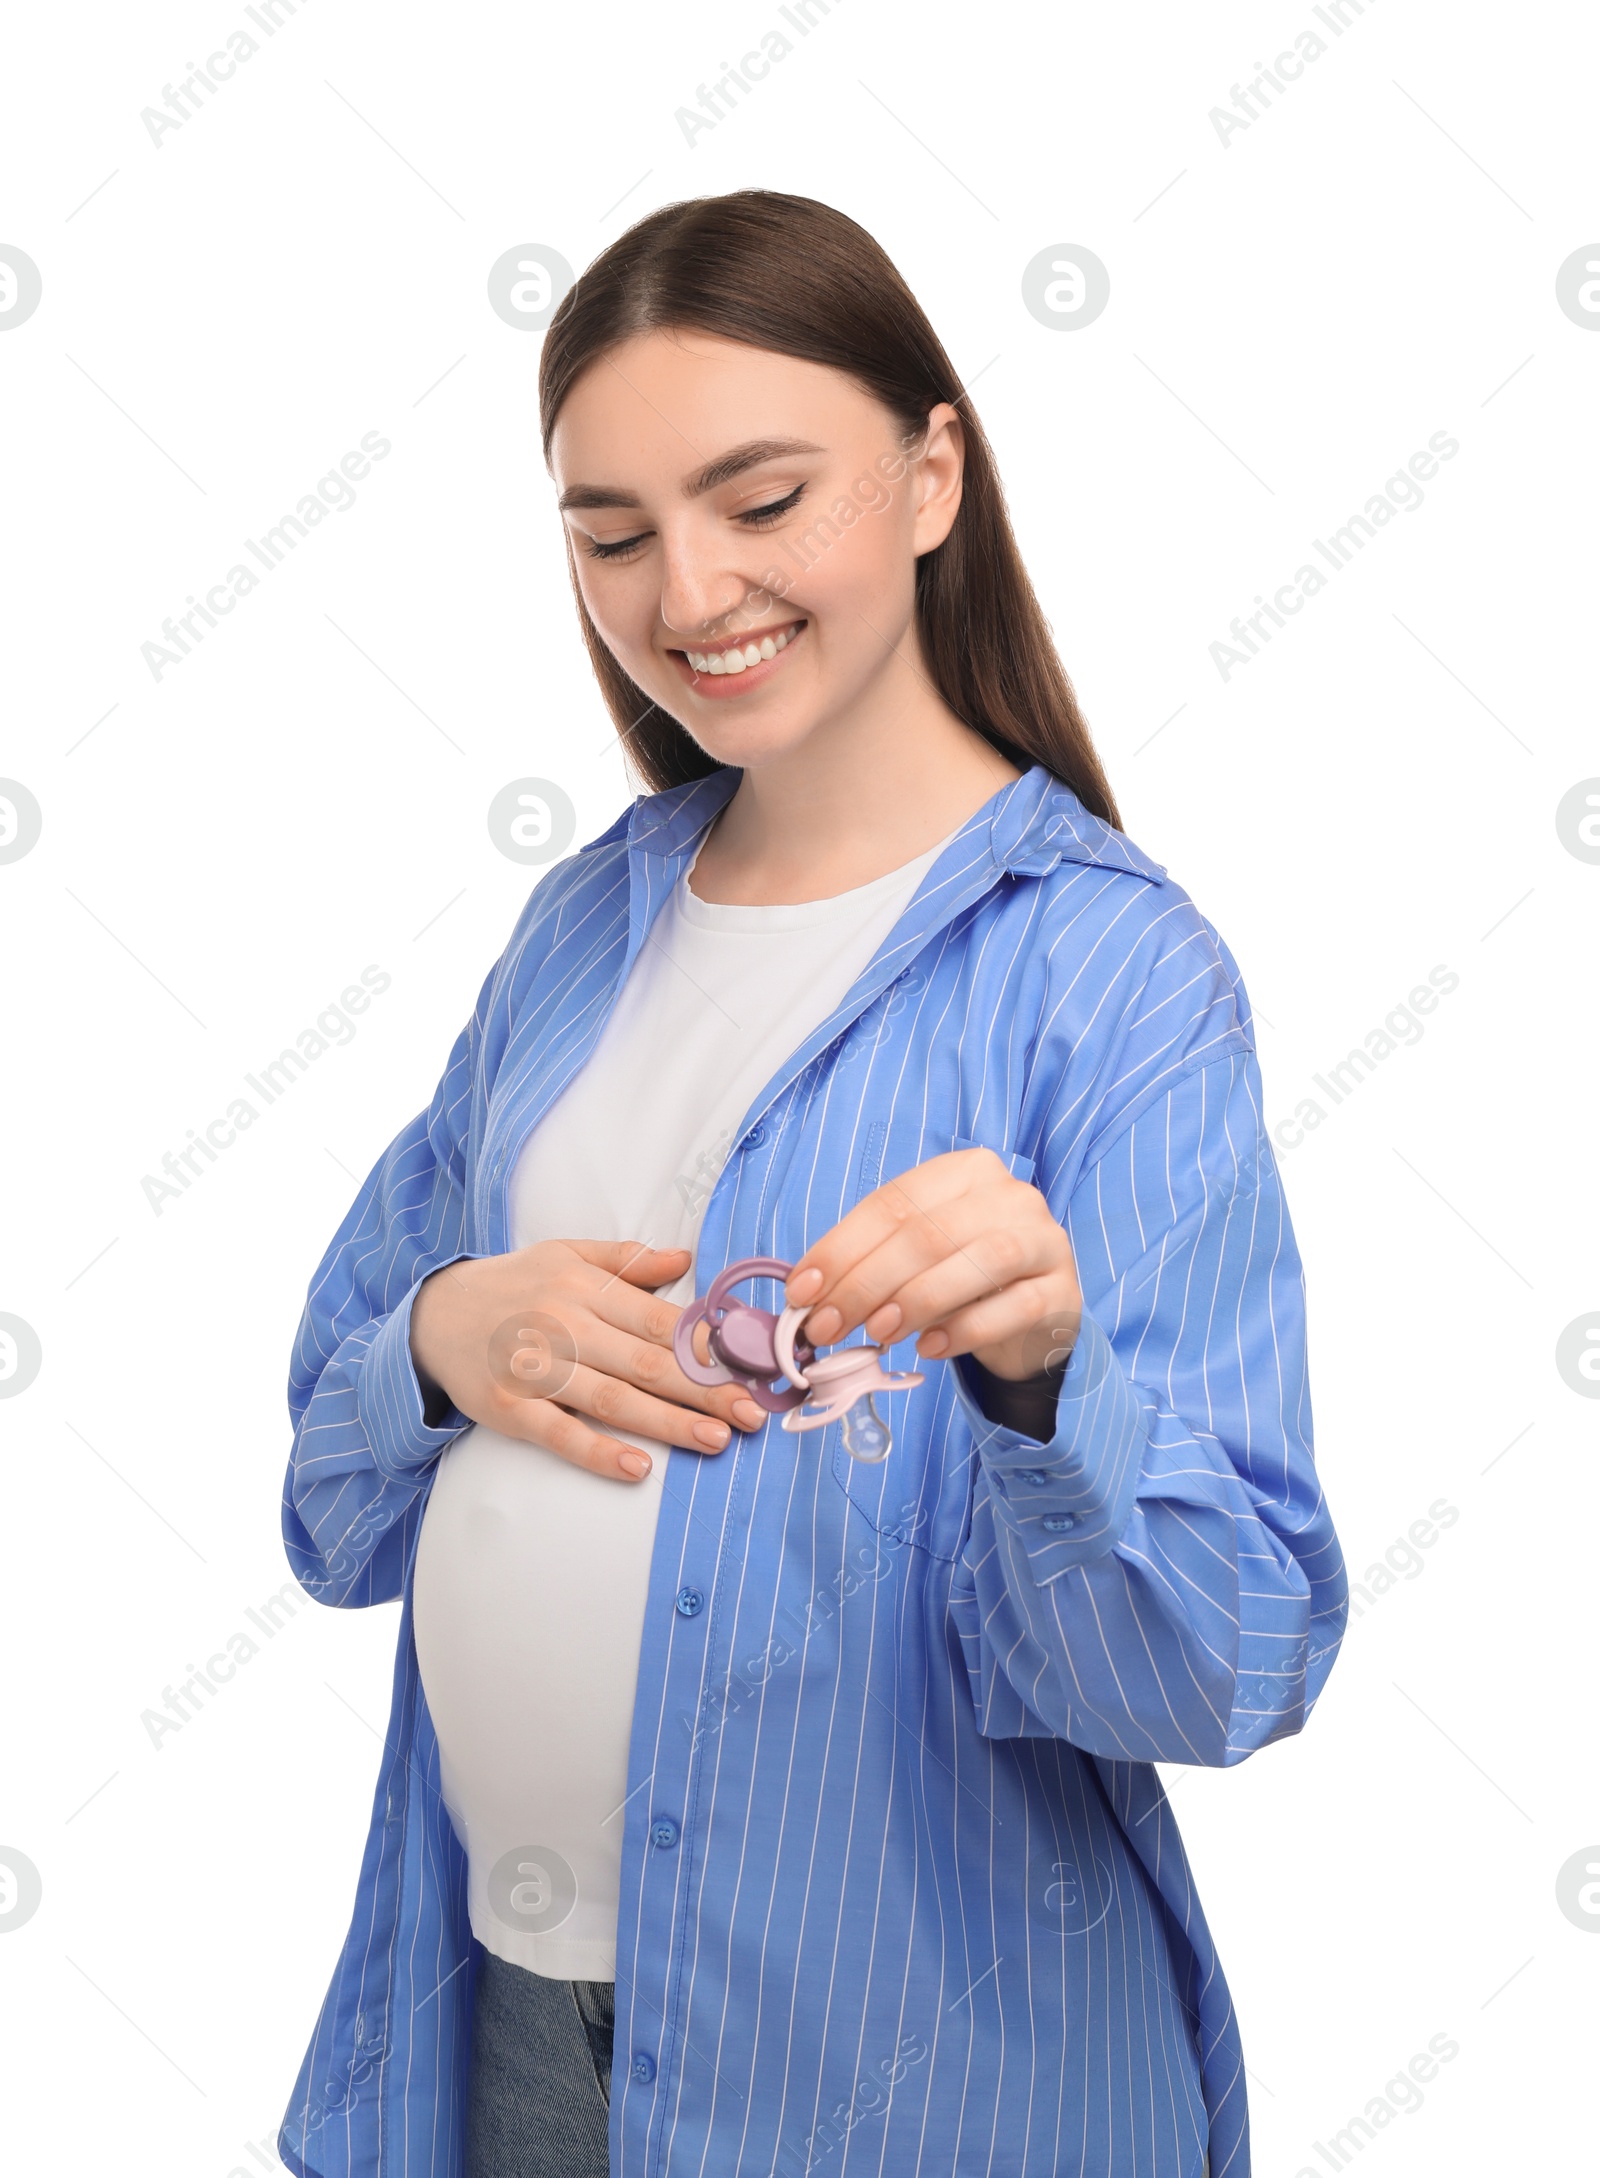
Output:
[465,1946,614,2177]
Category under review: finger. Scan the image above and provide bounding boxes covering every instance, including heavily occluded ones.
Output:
[562,1359,744,1453]
[557,1298,770,1437]
[483,1294,762,1434]
[511,1397,665,1484]
[496,1243,693,1384]
[491,1358,744,1456]
[803,1178,1043,1344]
[786,1151,988,1312]
[591,1310,769,1423]
[917,1276,1083,1373]
[565,1239,692,1291]
[567,1279,767,1429]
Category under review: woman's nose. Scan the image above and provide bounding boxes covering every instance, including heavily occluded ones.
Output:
[657,534,759,644]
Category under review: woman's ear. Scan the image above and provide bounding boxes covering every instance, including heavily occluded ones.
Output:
[909,401,966,557]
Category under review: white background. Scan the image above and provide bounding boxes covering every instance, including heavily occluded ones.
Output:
[1,1,1596,2172]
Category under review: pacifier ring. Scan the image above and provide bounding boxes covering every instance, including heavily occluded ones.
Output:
[774,1303,815,1392]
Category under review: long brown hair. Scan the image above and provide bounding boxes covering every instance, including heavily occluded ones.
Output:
[538,190,1120,828]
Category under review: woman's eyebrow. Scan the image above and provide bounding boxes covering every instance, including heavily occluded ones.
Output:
[684,436,824,498]
[557,437,824,514]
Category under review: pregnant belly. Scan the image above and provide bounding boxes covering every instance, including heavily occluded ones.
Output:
[412,1420,669,1839]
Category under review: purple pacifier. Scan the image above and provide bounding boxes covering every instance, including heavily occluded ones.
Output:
[673,1257,815,1414]
[674,1255,924,1462]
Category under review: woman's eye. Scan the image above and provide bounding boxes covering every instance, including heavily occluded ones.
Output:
[582,482,805,560]
[585,531,650,561]
[737,484,805,528]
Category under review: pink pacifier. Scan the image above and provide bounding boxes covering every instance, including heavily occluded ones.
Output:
[673,1255,924,1463]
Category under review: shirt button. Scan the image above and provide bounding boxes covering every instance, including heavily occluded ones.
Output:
[743,1123,766,1148]
[675,1586,705,1617]
[1042,1513,1076,1532]
[631,2051,656,2083]
[1014,1469,1047,1487]
[649,1816,680,1850]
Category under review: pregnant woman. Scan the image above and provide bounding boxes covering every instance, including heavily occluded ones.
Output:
[278,190,1346,2178]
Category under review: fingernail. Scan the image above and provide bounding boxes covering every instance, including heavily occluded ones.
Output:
[619,1451,652,1477]
[732,1398,765,1427]
[695,1420,731,1449]
[788,1266,823,1302]
[807,1306,841,1343]
[919,1331,949,1357]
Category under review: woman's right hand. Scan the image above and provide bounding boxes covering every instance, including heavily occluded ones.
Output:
[407,1239,768,1482]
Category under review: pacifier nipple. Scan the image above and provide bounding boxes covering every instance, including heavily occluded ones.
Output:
[840,1399,891,1462]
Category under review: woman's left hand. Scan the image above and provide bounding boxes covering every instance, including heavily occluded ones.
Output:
[784,1147,1083,1382]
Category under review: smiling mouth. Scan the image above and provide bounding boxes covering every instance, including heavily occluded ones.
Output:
[668,618,807,690]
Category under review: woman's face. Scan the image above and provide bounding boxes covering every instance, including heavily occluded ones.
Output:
[548,329,964,769]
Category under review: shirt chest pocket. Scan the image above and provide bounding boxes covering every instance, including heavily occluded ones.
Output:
[850,1125,1036,1199]
[829,1130,1036,1561]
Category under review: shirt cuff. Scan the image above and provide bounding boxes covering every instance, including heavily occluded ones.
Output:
[949,1309,1145,1569]
[355,1258,480,1482]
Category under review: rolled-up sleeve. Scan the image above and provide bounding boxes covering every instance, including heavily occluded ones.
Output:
[949,1046,1347,1767]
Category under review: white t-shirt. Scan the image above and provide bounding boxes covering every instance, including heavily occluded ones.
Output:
[411,821,957,1977]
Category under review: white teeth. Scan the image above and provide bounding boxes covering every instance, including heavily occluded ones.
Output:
[685,624,800,675]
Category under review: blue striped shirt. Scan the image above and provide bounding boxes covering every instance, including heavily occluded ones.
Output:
[278,759,1346,2178]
